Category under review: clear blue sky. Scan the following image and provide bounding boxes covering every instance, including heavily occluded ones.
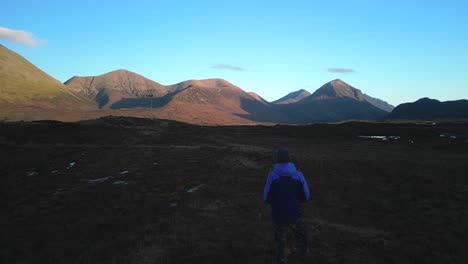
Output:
[1,0,467,105]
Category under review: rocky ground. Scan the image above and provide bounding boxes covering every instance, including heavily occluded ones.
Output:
[1,117,467,263]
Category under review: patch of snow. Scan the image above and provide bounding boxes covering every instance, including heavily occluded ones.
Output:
[119,170,129,175]
[51,170,59,174]
[186,184,204,193]
[358,136,400,141]
[67,161,76,170]
[54,188,64,196]
[113,180,128,185]
[439,132,467,139]
[169,201,178,208]
[27,171,38,176]
[88,177,110,184]
[359,136,386,140]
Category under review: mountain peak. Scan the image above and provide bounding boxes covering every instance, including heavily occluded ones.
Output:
[330,79,351,88]
[192,78,234,88]
[66,69,136,80]
[272,89,311,104]
[168,78,242,94]
[310,79,365,101]
[109,69,131,74]
[64,69,167,109]
[416,97,440,104]
[101,69,143,77]
[331,78,344,83]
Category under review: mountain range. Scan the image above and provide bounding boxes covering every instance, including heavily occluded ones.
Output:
[2,44,465,124]
[63,71,391,124]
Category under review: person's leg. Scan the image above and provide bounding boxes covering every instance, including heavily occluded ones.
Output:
[291,219,307,264]
[274,223,287,264]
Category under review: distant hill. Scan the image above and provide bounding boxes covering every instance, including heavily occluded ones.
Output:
[363,94,394,112]
[388,98,468,120]
[272,89,311,104]
[279,79,388,123]
[0,44,96,120]
[64,69,167,109]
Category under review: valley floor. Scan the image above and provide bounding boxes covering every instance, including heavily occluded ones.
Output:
[1,117,467,263]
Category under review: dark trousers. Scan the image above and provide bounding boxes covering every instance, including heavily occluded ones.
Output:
[274,219,307,264]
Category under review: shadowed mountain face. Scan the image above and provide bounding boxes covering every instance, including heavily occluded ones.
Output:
[363,94,394,112]
[272,89,311,104]
[278,80,388,123]
[0,45,96,120]
[388,98,468,120]
[248,92,269,106]
[64,69,167,109]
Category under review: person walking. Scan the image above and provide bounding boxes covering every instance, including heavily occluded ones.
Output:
[263,148,310,264]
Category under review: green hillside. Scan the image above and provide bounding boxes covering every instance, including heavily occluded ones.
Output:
[0,44,96,110]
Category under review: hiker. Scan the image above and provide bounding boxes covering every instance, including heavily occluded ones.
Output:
[263,148,310,264]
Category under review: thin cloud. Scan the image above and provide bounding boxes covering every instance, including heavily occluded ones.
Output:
[0,26,41,47]
[212,64,245,72]
[327,68,355,74]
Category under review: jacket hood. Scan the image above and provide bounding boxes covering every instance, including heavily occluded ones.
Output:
[273,162,297,175]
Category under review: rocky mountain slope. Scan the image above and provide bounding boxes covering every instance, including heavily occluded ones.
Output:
[64,69,167,109]
[278,80,389,123]
[247,92,269,106]
[363,94,394,112]
[114,79,292,125]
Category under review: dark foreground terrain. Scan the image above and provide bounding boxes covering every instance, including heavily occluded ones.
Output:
[1,117,467,263]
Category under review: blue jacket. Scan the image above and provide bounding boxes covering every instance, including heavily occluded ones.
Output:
[263,162,310,224]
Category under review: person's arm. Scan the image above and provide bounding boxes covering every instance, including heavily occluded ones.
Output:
[263,172,274,203]
[298,172,310,202]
